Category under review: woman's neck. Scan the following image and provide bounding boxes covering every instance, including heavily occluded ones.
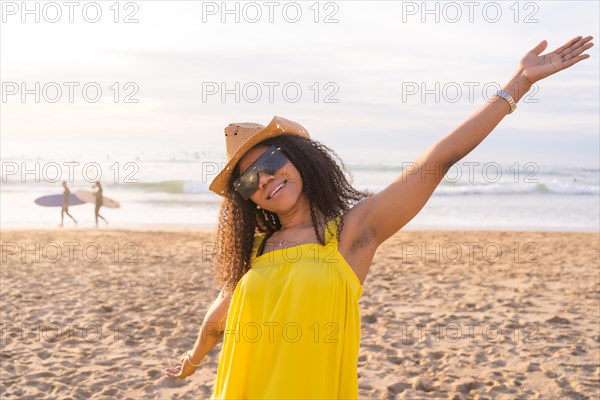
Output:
[277,211,325,232]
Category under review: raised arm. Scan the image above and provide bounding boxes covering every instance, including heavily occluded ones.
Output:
[164,286,233,380]
[358,36,593,247]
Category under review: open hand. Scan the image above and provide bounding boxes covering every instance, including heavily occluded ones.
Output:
[520,36,593,85]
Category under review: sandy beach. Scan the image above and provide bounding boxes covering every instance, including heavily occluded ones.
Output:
[1,227,598,399]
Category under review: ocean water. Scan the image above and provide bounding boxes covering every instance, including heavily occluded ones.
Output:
[1,153,598,231]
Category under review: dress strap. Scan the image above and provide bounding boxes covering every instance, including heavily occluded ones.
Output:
[324,216,342,245]
[251,232,268,260]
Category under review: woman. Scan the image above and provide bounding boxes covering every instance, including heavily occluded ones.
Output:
[93,181,108,228]
[165,36,593,398]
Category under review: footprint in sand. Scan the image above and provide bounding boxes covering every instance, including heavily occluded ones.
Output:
[491,359,507,368]
[387,381,411,395]
[452,380,484,395]
[546,316,571,325]
[527,362,541,372]
[412,376,437,393]
[361,314,377,324]
[385,355,404,365]
[471,351,488,363]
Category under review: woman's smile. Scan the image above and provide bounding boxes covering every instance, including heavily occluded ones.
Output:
[268,180,287,200]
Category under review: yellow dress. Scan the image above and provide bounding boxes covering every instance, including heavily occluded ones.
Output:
[211,216,363,399]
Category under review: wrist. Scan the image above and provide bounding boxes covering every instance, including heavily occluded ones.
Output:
[502,69,532,104]
[185,351,205,368]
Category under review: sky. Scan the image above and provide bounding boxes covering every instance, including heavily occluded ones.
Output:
[1,0,599,168]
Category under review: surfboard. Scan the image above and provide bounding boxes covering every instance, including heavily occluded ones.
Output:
[74,190,121,209]
[34,193,85,207]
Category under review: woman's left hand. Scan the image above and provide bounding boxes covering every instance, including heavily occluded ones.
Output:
[520,36,593,85]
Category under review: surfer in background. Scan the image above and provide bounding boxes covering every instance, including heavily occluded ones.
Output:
[60,181,78,227]
[93,181,108,228]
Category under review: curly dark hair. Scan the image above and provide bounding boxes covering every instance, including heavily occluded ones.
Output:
[211,135,372,296]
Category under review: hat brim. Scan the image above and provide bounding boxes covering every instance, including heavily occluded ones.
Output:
[208,116,310,197]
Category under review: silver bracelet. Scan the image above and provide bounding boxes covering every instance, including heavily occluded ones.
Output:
[495,89,517,114]
[185,351,205,367]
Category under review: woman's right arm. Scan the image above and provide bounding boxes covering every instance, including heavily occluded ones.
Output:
[165,287,233,380]
[188,286,233,363]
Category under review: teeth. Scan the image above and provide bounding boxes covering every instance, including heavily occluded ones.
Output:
[269,182,286,199]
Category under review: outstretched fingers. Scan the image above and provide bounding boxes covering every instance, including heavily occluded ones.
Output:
[564,41,594,59]
[559,36,594,57]
[553,36,584,54]
[559,52,591,70]
[558,36,594,70]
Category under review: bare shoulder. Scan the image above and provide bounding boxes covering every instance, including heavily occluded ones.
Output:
[337,201,379,286]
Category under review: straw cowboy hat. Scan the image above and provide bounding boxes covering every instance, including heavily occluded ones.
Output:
[208,116,310,196]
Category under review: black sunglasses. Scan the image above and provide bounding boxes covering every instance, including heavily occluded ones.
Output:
[233,145,289,200]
